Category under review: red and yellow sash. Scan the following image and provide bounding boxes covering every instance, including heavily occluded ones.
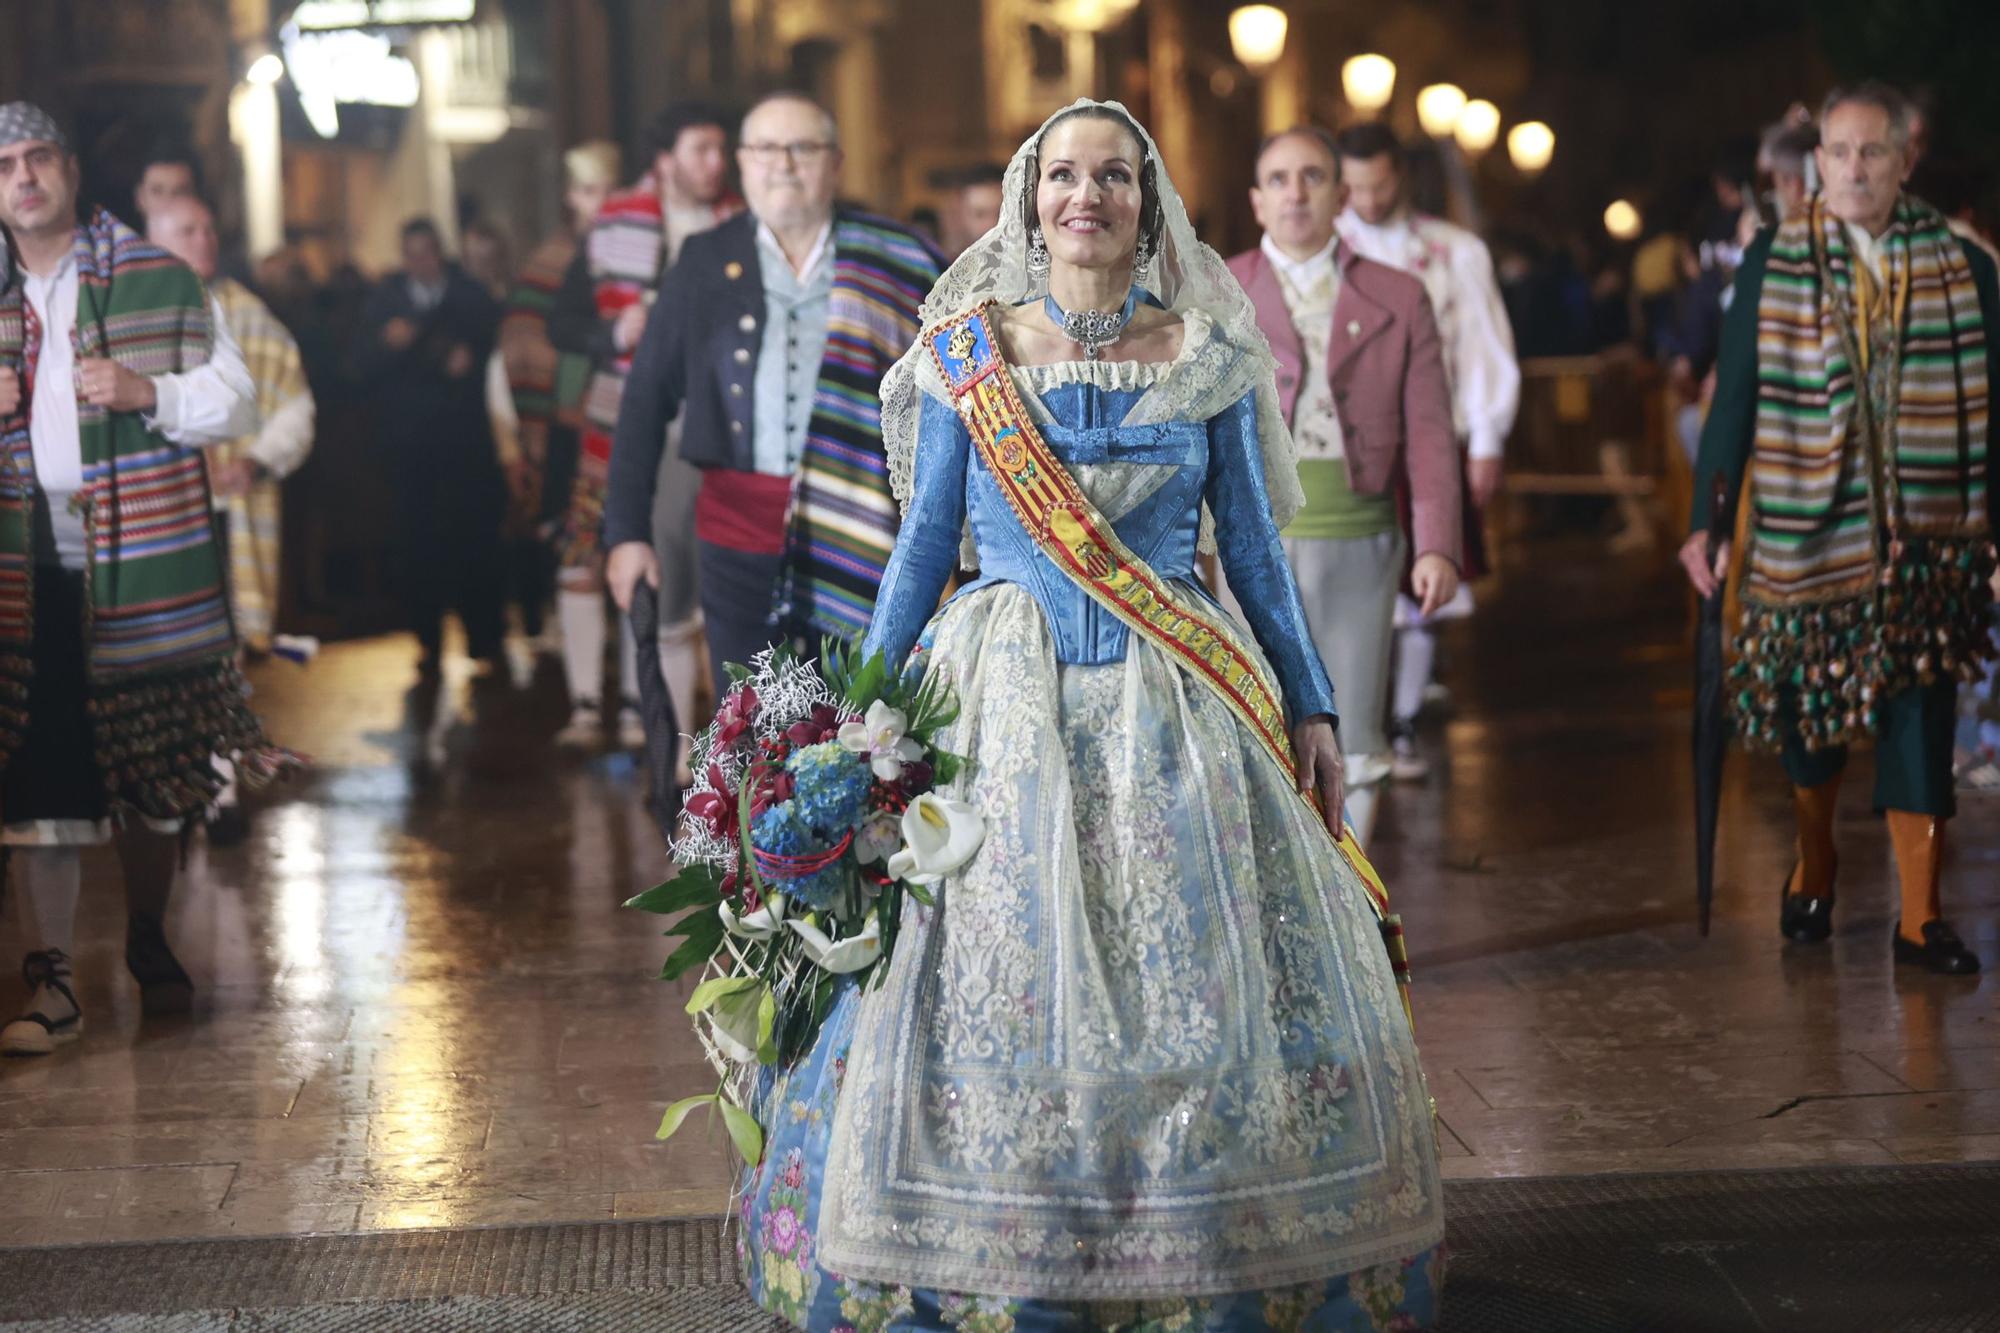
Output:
[926,302,1400,947]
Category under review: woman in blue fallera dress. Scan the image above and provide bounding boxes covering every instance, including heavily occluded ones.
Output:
[733,100,1445,1331]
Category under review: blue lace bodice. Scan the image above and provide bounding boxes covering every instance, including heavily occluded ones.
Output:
[861,372,1337,724]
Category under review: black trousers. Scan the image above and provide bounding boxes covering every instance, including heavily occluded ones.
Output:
[1,566,105,824]
[696,539,785,690]
[392,440,507,662]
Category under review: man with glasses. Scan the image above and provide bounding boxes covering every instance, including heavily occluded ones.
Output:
[548,104,740,755]
[604,92,943,686]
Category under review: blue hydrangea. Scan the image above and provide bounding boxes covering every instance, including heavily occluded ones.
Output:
[785,741,873,839]
[751,803,847,911]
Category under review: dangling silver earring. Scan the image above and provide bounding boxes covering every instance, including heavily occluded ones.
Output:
[1132,233,1155,284]
[1027,227,1051,279]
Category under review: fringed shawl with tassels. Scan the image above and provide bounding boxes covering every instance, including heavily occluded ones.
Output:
[0,208,294,822]
[1727,195,1998,751]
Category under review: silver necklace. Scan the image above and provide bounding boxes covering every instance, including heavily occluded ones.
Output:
[1043,289,1141,361]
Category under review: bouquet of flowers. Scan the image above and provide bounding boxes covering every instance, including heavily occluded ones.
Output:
[627,642,981,1164]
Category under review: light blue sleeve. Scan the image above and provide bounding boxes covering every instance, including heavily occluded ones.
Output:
[860,392,971,671]
[1202,390,1338,725]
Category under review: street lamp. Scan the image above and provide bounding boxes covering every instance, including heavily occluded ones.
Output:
[1341,54,1396,114]
[1415,83,1466,138]
[1604,199,1642,240]
[1507,120,1555,175]
[1455,98,1500,155]
[1228,5,1288,74]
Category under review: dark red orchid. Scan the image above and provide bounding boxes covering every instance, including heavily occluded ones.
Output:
[686,762,740,840]
[749,764,795,820]
[898,759,934,795]
[687,789,735,841]
[714,685,761,745]
[784,704,852,748]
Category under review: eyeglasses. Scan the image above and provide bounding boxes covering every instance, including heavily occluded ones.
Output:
[739,141,837,165]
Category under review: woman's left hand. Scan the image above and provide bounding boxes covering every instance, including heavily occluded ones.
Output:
[1293,714,1345,836]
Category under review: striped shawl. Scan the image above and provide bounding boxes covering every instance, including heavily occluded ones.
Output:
[499,231,583,460]
[1735,195,1995,750]
[0,209,291,821]
[771,213,943,640]
[565,183,740,567]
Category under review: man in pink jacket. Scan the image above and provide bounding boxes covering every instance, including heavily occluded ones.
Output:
[1226,126,1462,845]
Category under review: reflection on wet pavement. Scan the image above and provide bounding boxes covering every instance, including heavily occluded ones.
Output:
[0,540,1995,1245]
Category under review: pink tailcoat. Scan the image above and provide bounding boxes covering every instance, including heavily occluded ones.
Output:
[1226,243,1463,567]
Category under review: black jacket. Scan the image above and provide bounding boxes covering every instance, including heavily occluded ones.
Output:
[602,212,793,549]
[353,264,500,453]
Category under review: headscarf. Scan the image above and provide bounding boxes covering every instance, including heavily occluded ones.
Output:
[877,98,1305,550]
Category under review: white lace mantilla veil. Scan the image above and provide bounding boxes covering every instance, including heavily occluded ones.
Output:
[877,97,1305,558]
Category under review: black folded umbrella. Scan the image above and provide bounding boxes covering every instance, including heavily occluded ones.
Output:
[1694,475,1733,937]
[626,581,683,845]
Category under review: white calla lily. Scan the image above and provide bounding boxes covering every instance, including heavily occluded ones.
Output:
[838,699,926,780]
[718,893,786,940]
[886,793,984,885]
[787,914,884,974]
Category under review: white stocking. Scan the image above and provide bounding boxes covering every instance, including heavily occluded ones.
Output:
[558,589,607,707]
[1392,625,1437,724]
[659,617,704,731]
[11,846,80,961]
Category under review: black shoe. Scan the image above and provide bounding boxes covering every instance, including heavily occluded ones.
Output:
[126,914,195,1015]
[1,951,82,1056]
[207,802,251,848]
[1779,863,1836,943]
[1893,920,1981,975]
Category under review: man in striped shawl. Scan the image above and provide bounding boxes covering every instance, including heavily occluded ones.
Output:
[1685,82,2000,975]
[603,92,943,685]
[549,106,739,755]
[498,140,618,654]
[0,104,278,1056]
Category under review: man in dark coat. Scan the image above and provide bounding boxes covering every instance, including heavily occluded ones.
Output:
[357,217,506,674]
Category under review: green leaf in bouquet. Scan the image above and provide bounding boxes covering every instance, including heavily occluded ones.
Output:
[658,908,726,981]
[844,651,888,709]
[737,775,772,904]
[698,978,777,1065]
[929,750,965,787]
[904,879,935,907]
[685,974,761,1016]
[718,1095,765,1165]
[819,636,853,697]
[756,983,779,1065]
[624,862,726,915]
[655,1093,718,1142]
[905,670,960,736]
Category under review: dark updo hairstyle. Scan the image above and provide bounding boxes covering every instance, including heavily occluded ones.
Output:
[1020,104,1165,263]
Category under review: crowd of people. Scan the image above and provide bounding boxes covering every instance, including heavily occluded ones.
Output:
[0,71,1995,1328]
